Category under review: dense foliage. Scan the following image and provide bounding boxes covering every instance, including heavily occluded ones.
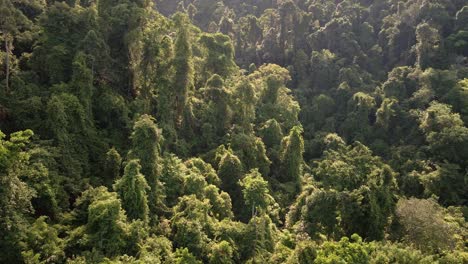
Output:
[0,0,467,263]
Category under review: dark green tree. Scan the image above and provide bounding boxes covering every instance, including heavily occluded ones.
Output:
[0,130,35,262]
[173,13,194,125]
[129,114,163,218]
[21,216,64,263]
[415,23,441,69]
[114,160,150,223]
[103,148,122,188]
[279,126,304,188]
[86,189,130,257]
[239,169,275,218]
[209,240,234,264]
[0,0,30,93]
[217,150,244,218]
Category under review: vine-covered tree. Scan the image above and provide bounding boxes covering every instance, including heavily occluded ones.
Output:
[129,114,163,218]
[114,160,150,223]
[173,13,194,125]
[239,169,275,218]
[279,126,304,188]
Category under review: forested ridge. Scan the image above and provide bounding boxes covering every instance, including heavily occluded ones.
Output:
[0,0,467,263]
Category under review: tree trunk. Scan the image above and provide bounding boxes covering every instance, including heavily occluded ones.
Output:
[5,37,10,93]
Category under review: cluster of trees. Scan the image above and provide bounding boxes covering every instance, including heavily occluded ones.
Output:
[0,0,467,263]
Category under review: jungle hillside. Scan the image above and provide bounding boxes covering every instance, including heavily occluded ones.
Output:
[0,0,467,263]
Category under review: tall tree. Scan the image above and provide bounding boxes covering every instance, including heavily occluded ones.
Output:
[97,0,152,96]
[209,240,234,264]
[279,126,304,189]
[0,0,29,93]
[21,216,64,263]
[200,33,237,80]
[173,13,194,125]
[0,129,35,262]
[129,114,163,218]
[70,52,94,117]
[415,23,441,69]
[103,148,122,188]
[114,160,150,223]
[217,150,244,218]
[239,169,275,218]
[233,79,256,130]
[86,189,130,257]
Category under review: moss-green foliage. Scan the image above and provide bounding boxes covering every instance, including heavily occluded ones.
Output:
[417,102,468,205]
[230,132,271,176]
[114,160,150,223]
[259,119,283,150]
[239,169,275,218]
[278,126,304,195]
[85,189,130,257]
[103,147,122,188]
[174,248,202,264]
[46,92,92,189]
[63,187,142,262]
[314,235,370,264]
[217,150,244,218]
[128,114,163,218]
[173,13,194,125]
[287,134,397,240]
[0,0,467,262]
[254,65,300,131]
[0,130,35,262]
[233,79,256,130]
[199,33,237,79]
[244,214,277,261]
[209,240,234,264]
[21,216,64,263]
